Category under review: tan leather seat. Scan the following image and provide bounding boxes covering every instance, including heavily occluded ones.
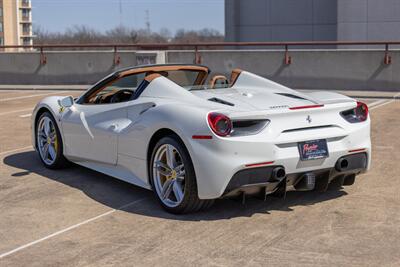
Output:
[209,75,229,89]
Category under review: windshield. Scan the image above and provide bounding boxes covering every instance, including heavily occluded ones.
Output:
[80,65,210,104]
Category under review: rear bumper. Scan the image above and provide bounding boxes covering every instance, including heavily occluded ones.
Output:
[188,119,371,199]
[222,153,368,197]
[223,165,284,197]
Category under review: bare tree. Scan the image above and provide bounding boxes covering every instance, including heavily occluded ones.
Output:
[33,25,224,45]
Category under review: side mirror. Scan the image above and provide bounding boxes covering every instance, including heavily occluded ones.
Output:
[58,96,74,109]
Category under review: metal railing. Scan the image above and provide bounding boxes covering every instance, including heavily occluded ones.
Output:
[1,40,399,65]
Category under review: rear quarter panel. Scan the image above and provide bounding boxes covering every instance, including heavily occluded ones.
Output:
[117,100,213,187]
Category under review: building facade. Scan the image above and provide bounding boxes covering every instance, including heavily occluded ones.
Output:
[0,0,33,47]
[225,0,400,42]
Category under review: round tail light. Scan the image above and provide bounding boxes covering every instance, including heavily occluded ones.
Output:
[355,101,369,122]
[207,112,232,137]
[340,101,369,123]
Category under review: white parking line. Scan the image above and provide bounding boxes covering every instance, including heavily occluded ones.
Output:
[0,197,148,259]
[0,91,67,102]
[0,108,33,117]
[368,93,399,110]
[370,100,394,110]
[0,146,32,156]
[368,99,388,107]
[19,113,32,118]
[370,98,398,110]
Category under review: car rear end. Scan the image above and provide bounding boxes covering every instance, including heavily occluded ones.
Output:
[190,100,370,199]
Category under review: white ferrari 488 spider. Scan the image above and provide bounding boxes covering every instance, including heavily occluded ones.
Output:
[31,64,371,213]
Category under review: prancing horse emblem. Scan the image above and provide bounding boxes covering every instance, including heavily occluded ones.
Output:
[306,115,312,123]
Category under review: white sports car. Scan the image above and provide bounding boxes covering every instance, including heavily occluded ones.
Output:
[31,64,371,213]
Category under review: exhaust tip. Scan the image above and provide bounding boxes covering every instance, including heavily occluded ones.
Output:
[336,158,349,172]
[272,167,286,180]
[340,159,349,169]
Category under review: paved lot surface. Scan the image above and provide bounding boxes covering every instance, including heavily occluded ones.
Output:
[0,90,399,266]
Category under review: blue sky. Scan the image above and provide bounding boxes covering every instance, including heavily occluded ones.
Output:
[32,0,225,34]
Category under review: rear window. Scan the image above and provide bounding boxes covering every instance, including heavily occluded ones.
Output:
[163,70,200,87]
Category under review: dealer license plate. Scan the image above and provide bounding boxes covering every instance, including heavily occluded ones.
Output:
[298,139,329,161]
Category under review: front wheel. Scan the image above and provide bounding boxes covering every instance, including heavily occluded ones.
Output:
[150,136,213,214]
[36,111,69,169]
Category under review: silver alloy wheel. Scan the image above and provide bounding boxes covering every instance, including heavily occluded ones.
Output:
[153,144,186,208]
[37,116,58,165]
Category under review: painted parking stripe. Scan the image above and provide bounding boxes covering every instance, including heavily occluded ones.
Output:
[368,99,388,108]
[370,101,394,110]
[0,146,32,156]
[368,93,399,110]
[0,91,67,102]
[19,113,32,118]
[0,197,148,259]
[0,108,33,117]
[370,99,398,110]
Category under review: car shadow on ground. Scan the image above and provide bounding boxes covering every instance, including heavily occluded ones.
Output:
[3,151,347,221]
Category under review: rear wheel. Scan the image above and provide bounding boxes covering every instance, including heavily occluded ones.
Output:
[36,111,69,169]
[150,136,213,214]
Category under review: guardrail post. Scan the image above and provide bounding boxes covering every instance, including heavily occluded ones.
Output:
[284,45,292,65]
[40,47,47,65]
[194,46,202,64]
[384,44,392,65]
[113,46,121,65]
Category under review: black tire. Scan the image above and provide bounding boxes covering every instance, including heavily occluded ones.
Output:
[200,200,215,211]
[35,111,70,169]
[150,135,214,214]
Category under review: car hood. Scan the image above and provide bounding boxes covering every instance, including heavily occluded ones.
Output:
[190,88,318,111]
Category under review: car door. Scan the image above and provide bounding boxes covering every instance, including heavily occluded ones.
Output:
[60,72,146,165]
[60,101,130,165]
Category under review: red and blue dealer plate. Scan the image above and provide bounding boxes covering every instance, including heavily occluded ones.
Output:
[298,139,329,161]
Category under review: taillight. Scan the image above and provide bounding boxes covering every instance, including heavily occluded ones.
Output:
[207,112,232,137]
[340,101,369,123]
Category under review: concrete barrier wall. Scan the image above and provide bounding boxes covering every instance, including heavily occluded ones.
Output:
[0,51,136,85]
[1,49,400,91]
[166,50,400,91]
